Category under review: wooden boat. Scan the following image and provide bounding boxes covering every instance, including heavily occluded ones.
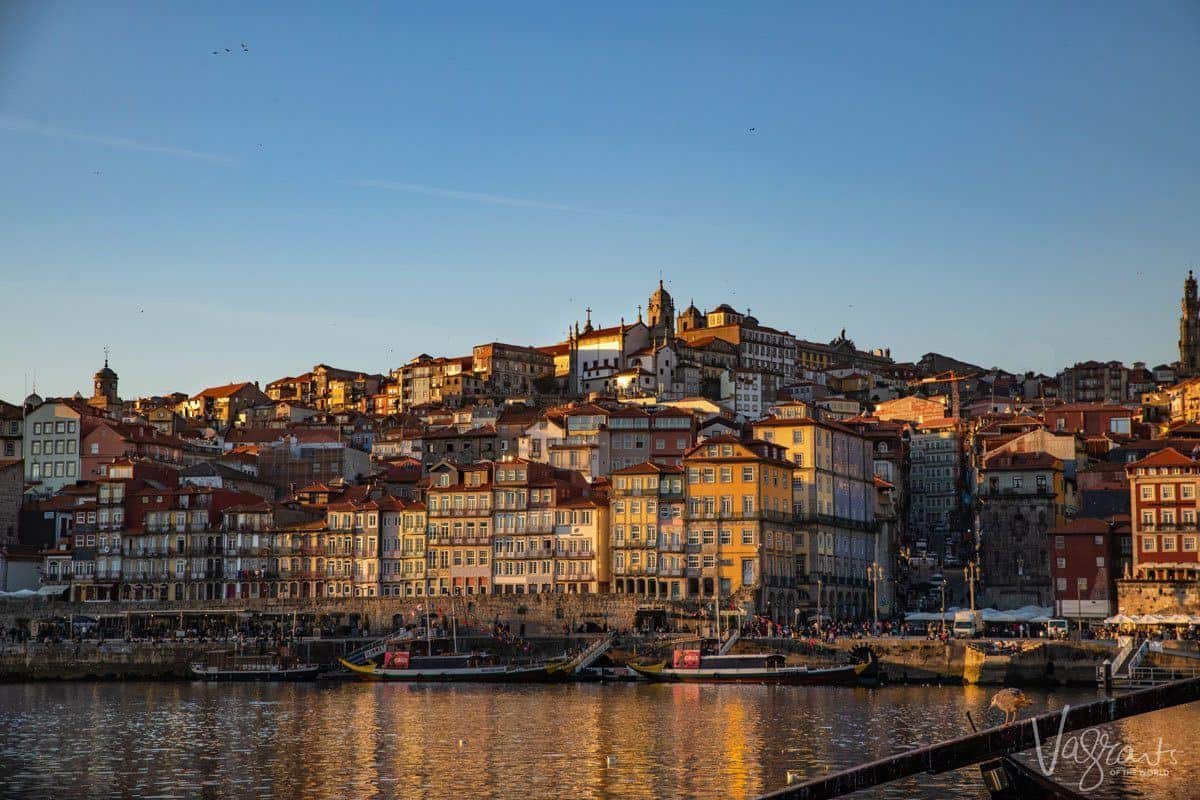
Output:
[628,650,863,685]
[339,651,559,683]
[978,755,1087,799]
[189,651,320,682]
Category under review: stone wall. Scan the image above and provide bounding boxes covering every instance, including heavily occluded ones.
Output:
[1117,580,1200,615]
[0,593,664,635]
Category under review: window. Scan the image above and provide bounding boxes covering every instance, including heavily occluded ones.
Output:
[1140,486,1154,501]
[1183,484,1195,500]
[1184,536,1197,552]
[1056,557,1066,569]
[1162,485,1176,501]
[1076,577,1088,591]
[1163,536,1177,552]
[1142,536,1156,552]
[1096,556,1105,568]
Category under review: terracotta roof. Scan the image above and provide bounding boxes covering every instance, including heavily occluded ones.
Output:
[983,451,1061,470]
[612,461,684,475]
[1126,447,1197,470]
[193,382,258,400]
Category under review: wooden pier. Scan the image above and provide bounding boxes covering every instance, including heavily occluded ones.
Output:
[753,675,1200,800]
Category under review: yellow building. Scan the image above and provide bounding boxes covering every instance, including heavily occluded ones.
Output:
[426,462,493,595]
[555,496,610,593]
[610,462,687,598]
[681,436,795,616]
[751,414,878,620]
[380,497,427,597]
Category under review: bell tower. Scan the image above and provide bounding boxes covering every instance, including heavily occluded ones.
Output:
[1181,271,1200,376]
[647,279,675,340]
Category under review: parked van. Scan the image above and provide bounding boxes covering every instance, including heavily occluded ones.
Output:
[952,610,983,638]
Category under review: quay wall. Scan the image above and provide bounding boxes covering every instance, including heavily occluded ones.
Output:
[0,593,653,635]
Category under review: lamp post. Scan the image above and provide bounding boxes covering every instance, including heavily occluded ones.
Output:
[867,562,883,633]
[940,581,947,635]
[816,574,823,636]
[963,560,979,612]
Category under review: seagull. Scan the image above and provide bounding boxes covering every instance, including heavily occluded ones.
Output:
[225,48,231,53]
[241,42,249,52]
[748,127,757,133]
[989,688,1034,724]
[212,51,219,55]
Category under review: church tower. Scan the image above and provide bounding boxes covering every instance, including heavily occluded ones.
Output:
[1181,271,1200,376]
[90,349,120,410]
[647,279,675,340]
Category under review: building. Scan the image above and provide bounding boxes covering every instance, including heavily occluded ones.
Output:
[978,451,1066,608]
[1180,270,1200,377]
[1126,448,1200,581]
[22,400,83,494]
[0,400,22,459]
[181,382,271,423]
[554,496,609,593]
[471,342,555,397]
[610,462,686,598]
[257,430,371,492]
[681,436,796,617]
[1057,361,1128,405]
[907,417,964,556]
[87,356,121,415]
[1044,404,1137,437]
[379,499,428,597]
[0,459,22,544]
[426,461,494,596]
[1050,516,1130,621]
[751,414,878,619]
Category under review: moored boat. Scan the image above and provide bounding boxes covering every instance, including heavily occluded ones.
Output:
[339,651,560,683]
[189,650,320,682]
[628,650,863,685]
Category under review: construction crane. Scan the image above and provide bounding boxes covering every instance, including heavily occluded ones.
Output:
[906,370,976,419]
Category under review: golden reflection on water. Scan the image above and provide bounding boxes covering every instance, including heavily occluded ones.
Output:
[1,682,1197,799]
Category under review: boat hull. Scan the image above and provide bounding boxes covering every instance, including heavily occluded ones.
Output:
[629,663,860,685]
[189,664,321,682]
[339,659,559,683]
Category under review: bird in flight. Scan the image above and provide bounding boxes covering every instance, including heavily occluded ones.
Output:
[747,127,757,133]
[224,48,231,53]
[241,43,249,52]
[92,170,102,176]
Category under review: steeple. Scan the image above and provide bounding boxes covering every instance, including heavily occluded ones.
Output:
[1181,270,1200,376]
[647,278,675,339]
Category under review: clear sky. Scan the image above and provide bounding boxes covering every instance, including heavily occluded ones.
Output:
[1,1,1198,401]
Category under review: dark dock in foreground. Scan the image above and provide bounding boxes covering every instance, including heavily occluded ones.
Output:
[753,675,1200,800]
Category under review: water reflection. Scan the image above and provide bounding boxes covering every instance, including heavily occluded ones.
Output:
[0,682,1195,799]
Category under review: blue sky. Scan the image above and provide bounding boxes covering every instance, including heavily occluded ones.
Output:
[1,1,1198,401]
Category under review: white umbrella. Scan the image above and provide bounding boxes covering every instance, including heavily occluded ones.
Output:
[1164,614,1191,625]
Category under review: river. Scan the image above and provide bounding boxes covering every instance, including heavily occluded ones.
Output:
[0,682,1195,799]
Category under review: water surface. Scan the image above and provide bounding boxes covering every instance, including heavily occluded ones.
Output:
[0,682,1194,798]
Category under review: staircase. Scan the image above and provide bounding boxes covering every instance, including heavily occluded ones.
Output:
[566,633,616,674]
[718,628,740,655]
[341,631,414,667]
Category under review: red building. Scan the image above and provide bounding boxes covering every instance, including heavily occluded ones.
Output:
[1126,448,1200,581]
[1044,403,1143,438]
[1049,516,1130,620]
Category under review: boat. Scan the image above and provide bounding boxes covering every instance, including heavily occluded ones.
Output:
[189,649,320,682]
[627,649,864,685]
[978,755,1088,800]
[339,650,561,682]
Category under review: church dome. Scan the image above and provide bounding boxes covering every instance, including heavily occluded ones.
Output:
[94,363,117,381]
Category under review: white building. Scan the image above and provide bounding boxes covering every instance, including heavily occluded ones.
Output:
[23,401,83,495]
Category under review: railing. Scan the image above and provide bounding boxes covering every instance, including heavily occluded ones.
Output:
[557,571,595,582]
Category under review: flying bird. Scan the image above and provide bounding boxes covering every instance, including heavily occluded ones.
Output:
[225,48,231,53]
[92,170,102,176]
[212,51,219,55]
[989,688,1034,724]
[748,127,757,133]
[241,43,249,52]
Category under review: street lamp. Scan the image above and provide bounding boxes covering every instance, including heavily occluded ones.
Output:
[816,574,823,636]
[963,560,979,612]
[866,562,884,633]
[940,580,947,635]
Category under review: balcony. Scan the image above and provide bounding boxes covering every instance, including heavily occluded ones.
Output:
[556,549,595,559]
[557,571,595,582]
[428,507,490,518]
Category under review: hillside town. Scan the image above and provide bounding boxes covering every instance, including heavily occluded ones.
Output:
[3,274,1200,630]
